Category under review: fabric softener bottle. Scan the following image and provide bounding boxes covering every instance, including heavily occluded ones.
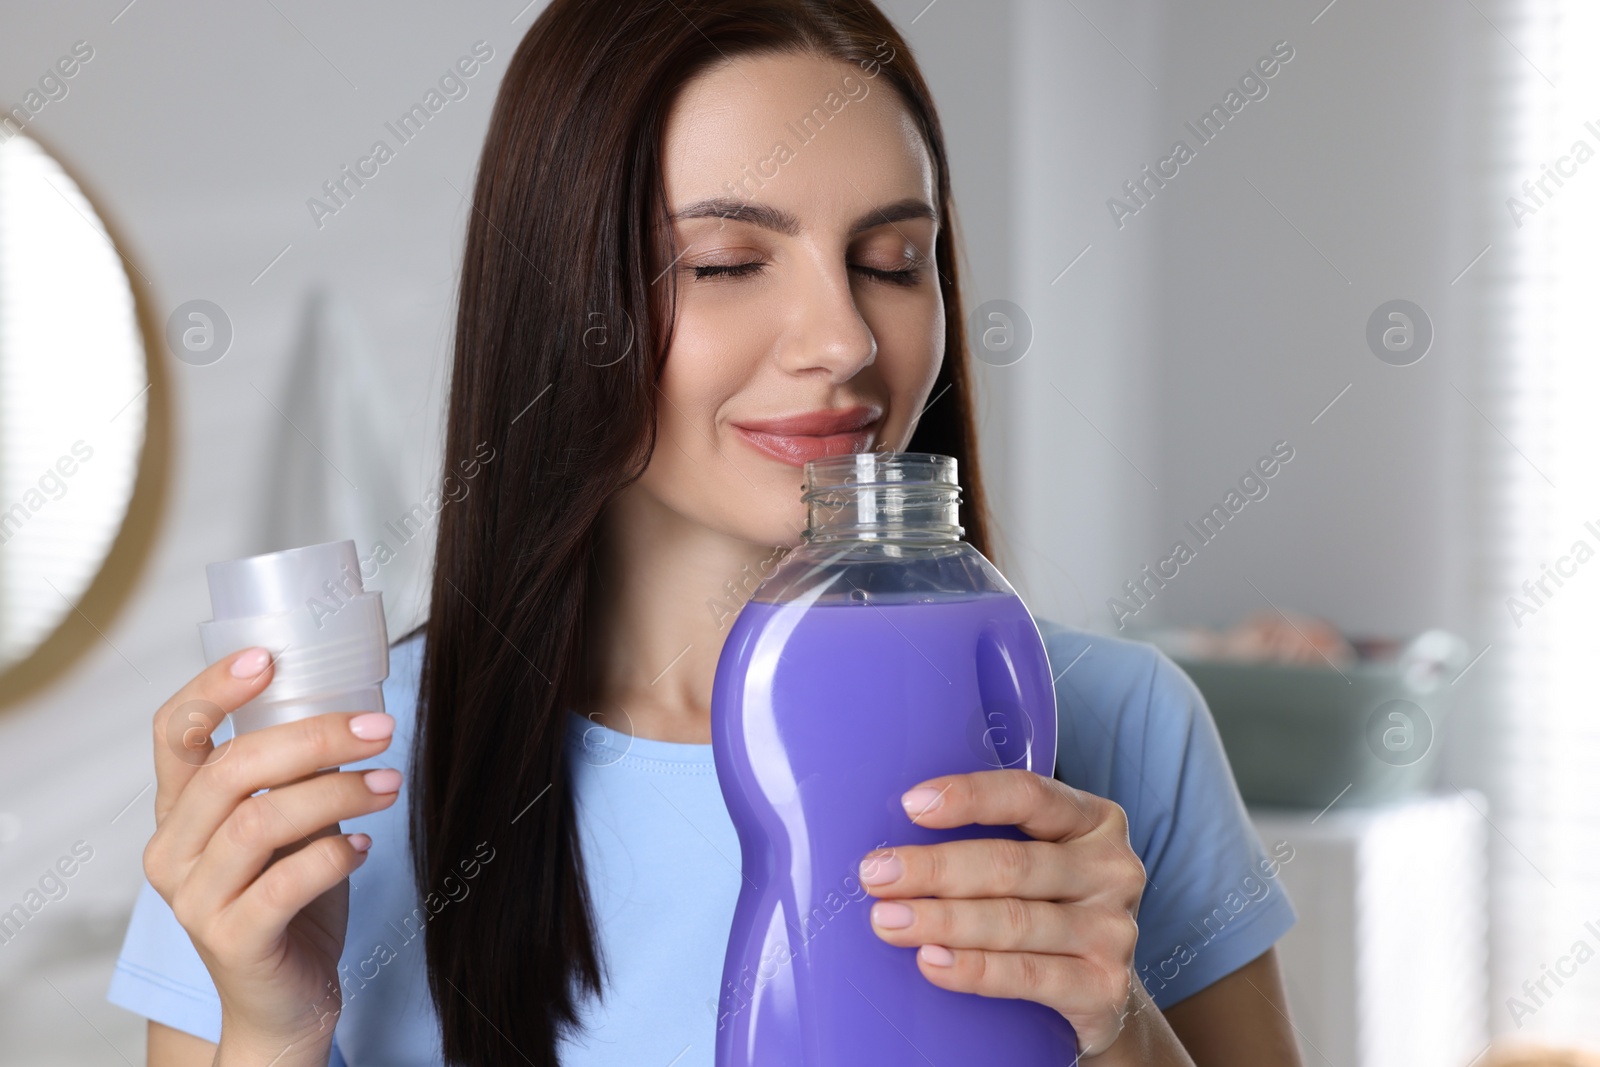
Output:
[711,452,1078,1065]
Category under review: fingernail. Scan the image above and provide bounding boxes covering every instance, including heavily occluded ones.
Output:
[859,852,902,885]
[871,901,915,929]
[363,768,402,794]
[350,713,394,740]
[230,648,271,679]
[902,786,943,817]
[349,833,372,853]
[920,944,955,967]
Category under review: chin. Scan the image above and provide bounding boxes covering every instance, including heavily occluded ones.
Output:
[721,493,810,551]
[753,507,812,550]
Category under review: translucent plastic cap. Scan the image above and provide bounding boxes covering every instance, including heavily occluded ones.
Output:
[206,539,364,618]
[199,539,389,735]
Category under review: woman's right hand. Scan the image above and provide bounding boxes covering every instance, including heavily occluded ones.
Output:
[142,647,401,1066]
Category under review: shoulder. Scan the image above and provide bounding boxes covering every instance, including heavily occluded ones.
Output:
[388,624,427,692]
[1030,613,1221,833]
[341,627,423,822]
[1034,616,1201,707]
[380,626,426,741]
[1031,616,1299,1007]
[1031,616,1208,795]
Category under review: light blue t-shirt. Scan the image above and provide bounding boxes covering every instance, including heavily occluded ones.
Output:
[107,617,1296,1065]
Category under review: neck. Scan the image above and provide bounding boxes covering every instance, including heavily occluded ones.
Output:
[585,484,788,744]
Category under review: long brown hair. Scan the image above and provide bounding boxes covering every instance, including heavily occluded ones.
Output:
[413,1,994,1062]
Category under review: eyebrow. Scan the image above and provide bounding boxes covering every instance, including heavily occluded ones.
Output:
[668,196,938,237]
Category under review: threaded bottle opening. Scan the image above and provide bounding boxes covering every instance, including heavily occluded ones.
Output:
[801,452,964,544]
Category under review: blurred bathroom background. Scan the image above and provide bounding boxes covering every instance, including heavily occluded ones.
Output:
[0,0,1595,1063]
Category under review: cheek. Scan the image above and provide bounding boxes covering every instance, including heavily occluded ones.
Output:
[637,308,808,542]
[655,297,759,453]
[644,332,733,485]
[873,293,945,448]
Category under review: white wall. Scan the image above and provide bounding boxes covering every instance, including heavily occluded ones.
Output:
[1143,0,1480,644]
[1004,0,1165,631]
[998,0,1481,645]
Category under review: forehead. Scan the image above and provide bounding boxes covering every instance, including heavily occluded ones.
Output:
[662,50,935,219]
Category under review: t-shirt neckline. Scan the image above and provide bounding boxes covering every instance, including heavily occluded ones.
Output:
[563,708,716,765]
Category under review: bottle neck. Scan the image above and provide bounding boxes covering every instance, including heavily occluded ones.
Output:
[802,452,964,545]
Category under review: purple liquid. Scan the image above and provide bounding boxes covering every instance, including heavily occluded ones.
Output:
[711,592,1078,1065]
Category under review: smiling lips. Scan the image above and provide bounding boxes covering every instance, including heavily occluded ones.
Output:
[732,405,884,467]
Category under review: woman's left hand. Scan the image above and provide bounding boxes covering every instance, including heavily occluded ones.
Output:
[859,767,1147,1058]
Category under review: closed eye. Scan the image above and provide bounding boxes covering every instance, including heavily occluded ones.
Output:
[691,262,924,286]
[692,262,764,280]
[854,265,923,287]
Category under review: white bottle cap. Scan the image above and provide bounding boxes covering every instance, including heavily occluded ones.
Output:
[199,539,389,734]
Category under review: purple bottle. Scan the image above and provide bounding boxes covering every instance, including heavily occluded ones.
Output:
[711,452,1078,1065]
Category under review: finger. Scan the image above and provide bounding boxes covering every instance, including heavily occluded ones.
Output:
[860,836,1102,901]
[152,711,395,870]
[180,768,402,916]
[912,945,1130,1036]
[869,896,1136,958]
[206,832,372,964]
[898,768,1125,846]
[152,648,277,823]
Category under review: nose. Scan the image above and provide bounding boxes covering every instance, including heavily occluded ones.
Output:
[774,250,878,381]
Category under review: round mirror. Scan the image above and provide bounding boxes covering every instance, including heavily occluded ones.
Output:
[0,132,166,701]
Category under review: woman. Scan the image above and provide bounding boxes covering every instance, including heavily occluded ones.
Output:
[109,1,1304,1064]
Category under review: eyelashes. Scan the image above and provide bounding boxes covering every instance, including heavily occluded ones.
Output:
[691,263,763,280]
[689,262,924,287]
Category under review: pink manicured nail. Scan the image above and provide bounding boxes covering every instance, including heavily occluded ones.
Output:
[920,944,955,967]
[348,833,372,853]
[859,852,902,886]
[363,768,402,794]
[349,713,394,740]
[230,648,271,679]
[901,787,943,817]
[872,901,915,929]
